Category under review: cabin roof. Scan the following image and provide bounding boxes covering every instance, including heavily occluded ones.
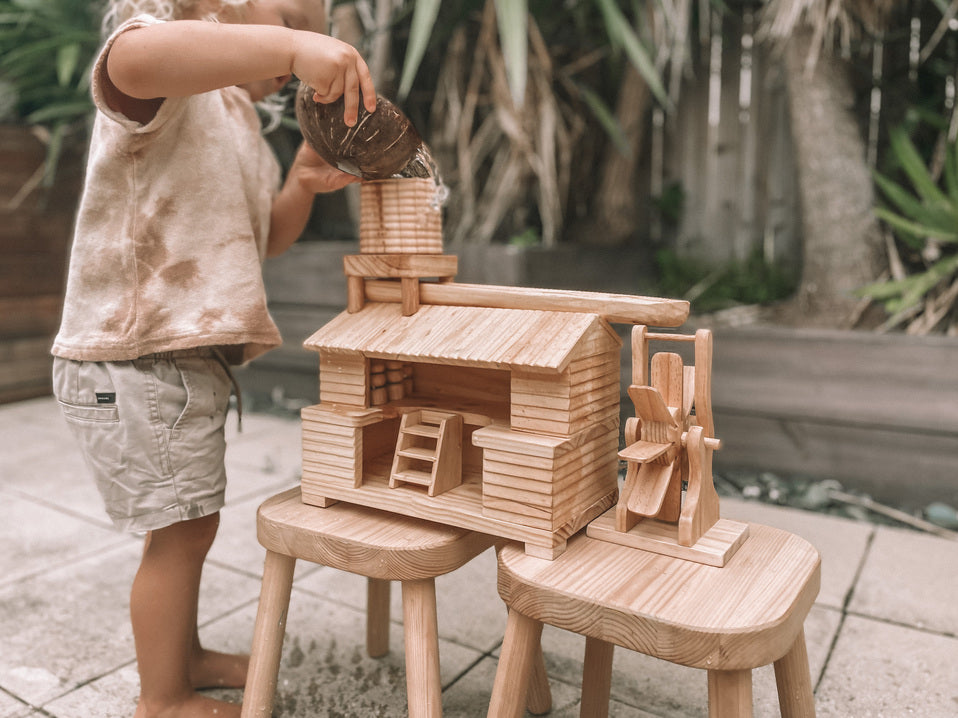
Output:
[303,302,621,372]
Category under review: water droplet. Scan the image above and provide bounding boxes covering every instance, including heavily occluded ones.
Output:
[396,144,449,209]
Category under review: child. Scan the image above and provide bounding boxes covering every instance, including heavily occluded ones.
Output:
[50,1,376,716]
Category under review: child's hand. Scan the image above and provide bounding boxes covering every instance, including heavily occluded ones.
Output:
[267,143,359,256]
[291,33,377,126]
[289,143,360,194]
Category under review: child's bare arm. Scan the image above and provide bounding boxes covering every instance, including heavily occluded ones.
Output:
[106,21,376,124]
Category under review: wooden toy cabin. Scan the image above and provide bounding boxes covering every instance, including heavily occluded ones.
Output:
[299,178,740,560]
[302,300,623,555]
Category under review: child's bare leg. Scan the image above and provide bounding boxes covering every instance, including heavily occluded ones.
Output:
[131,513,240,718]
[174,533,249,690]
[190,629,249,689]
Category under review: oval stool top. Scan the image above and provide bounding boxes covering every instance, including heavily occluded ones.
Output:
[497,523,820,671]
[257,488,496,581]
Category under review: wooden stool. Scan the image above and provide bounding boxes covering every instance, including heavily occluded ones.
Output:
[488,523,821,718]
[242,487,551,718]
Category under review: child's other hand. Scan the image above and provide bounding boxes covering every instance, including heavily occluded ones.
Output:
[267,143,357,256]
[291,33,377,126]
[290,143,360,194]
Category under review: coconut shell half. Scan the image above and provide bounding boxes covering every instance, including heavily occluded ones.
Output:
[295,84,422,180]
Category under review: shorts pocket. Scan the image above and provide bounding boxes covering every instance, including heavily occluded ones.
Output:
[53,357,121,424]
[147,358,190,433]
[59,400,120,423]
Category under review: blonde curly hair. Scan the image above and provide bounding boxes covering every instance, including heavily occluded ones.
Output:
[101,0,251,35]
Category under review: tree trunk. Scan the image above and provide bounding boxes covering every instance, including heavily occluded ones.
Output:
[777,28,886,327]
[584,65,651,246]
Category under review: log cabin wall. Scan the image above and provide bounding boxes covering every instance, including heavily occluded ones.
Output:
[475,420,619,532]
[510,322,621,437]
[481,327,622,532]
[301,404,369,488]
[412,362,511,420]
[511,353,621,437]
[318,350,368,407]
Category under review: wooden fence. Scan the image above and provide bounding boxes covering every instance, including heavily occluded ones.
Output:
[649,7,801,269]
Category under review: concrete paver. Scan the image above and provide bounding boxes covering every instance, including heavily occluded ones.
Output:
[850,525,958,635]
[815,615,958,717]
[2,396,956,716]
[4,449,114,527]
[0,541,141,707]
[0,689,30,718]
[0,493,121,587]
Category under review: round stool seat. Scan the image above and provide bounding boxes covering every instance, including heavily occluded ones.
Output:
[257,487,494,581]
[489,523,821,717]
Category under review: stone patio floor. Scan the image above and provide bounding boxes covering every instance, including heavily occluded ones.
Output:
[2,396,956,717]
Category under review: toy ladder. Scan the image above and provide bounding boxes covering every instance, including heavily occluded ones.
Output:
[389,409,463,496]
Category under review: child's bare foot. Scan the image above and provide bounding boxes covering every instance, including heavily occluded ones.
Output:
[190,649,249,689]
[134,693,241,718]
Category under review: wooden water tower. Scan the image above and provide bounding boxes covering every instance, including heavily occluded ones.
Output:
[344,177,457,316]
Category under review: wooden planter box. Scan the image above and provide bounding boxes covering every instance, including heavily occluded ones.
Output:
[244,242,958,512]
[0,126,83,403]
[709,326,958,512]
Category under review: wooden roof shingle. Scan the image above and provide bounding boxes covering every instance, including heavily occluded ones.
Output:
[303,303,621,372]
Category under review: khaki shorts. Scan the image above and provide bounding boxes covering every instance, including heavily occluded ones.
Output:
[52,348,232,533]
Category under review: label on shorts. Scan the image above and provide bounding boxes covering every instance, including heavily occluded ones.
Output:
[96,392,116,404]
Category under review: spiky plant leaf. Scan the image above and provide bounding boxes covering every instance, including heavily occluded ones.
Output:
[397,0,441,102]
[25,100,93,124]
[874,207,958,245]
[593,0,671,110]
[889,127,950,207]
[874,170,958,233]
[0,0,101,185]
[494,0,528,107]
[56,42,80,87]
[944,142,958,206]
[576,81,629,155]
[857,253,958,310]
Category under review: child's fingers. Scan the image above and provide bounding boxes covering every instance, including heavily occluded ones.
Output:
[342,66,360,126]
[358,64,377,114]
[310,76,343,105]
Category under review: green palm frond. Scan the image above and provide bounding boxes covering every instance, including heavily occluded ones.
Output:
[874,129,958,246]
[397,0,441,102]
[0,0,101,185]
[868,123,958,318]
[594,0,670,109]
[396,0,670,112]
[494,0,528,107]
[888,127,951,207]
[857,253,958,313]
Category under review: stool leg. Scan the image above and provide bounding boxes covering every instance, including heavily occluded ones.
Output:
[774,628,816,718]
[526,641,552,715]
[367,578,391,658]
[242,551,296,718]
[401,578,442,718]
[487,609,543,718]
[707,669,753,718]
[580,636,614,718]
